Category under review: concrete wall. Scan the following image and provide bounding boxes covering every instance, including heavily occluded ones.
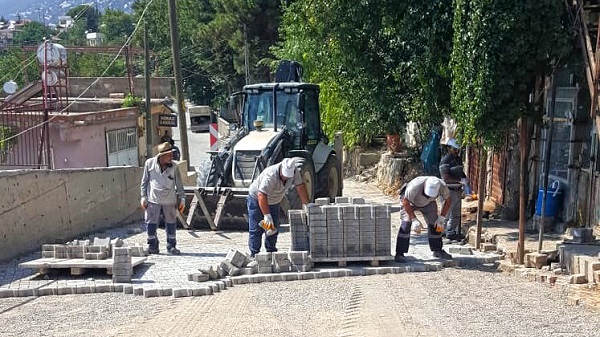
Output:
[0,167,143,262]
[69,77,173,98]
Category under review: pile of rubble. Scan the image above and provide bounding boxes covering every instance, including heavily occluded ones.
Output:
[188,249,312,283]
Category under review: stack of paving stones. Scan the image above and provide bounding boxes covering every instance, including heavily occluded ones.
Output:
[36,236,147,283]
[296,197,391,260]
[289,210,309,251]
[112,247,133,283]
[40,237,147,260]
[188,249,313,283]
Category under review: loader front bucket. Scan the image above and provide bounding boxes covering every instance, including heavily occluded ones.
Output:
[184,187,250,230]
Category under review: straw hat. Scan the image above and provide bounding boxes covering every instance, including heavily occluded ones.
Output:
[157,142,174,156]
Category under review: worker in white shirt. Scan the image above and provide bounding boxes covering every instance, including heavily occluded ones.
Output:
[247,157,310,257]
[395,176,453,262]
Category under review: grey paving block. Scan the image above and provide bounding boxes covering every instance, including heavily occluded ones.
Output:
[15,288,34,297]
[258,266,272,274]
[143,288,160,298]
[56,286,72,295]
[351,197,365,204]
[95,284,111,293]
[315,197,330,205]
[93,237,111,248]
[112,284,125,292]
[191,286,212,296]
[37,287,54,296]
[226,249,247,268]
[132,287,144,296]
[122,285,133,294]
[172,288,190,298]
[298,272,316,280]
[159,288,173,297]
[112,276,131,283]
[282,273,300,281]
[249,275,268,283]
[335,196,350,204]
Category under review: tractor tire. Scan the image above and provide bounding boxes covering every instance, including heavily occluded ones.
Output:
[286,156,315,209]
[316,154,343,201]
[196,155,223,187]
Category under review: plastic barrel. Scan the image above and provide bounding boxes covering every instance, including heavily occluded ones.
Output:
[535,184,564,217]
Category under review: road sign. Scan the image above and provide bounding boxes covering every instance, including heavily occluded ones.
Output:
[158,113,178,127]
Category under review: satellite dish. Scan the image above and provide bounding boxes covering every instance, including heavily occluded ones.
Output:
[3,80,17,94]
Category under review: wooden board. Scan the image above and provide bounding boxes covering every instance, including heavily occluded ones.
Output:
[311,256,393,267]
[18,257,147,270]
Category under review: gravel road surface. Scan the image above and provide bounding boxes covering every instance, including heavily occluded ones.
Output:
[1,265,598,337]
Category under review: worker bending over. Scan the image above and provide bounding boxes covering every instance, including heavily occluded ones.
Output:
[395,176,453,262]
[247,157,310,257]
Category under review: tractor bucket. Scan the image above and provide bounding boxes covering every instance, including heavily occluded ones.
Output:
[185,187,250,230]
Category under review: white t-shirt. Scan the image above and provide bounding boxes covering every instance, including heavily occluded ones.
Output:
[248,162,302,205]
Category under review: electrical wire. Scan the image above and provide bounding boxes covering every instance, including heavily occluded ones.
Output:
[1,0,156,144]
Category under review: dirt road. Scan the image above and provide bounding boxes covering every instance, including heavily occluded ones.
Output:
[1,266,598,337]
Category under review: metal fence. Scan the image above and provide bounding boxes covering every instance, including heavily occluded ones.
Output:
[0,103,50,169]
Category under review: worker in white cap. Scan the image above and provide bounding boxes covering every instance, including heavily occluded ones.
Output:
[395,176,453,262]
[439,138,468,242]
[247,157,310,257]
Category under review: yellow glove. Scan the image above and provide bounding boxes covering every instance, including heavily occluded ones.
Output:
[178,198,185,213]
[435,215,446,233]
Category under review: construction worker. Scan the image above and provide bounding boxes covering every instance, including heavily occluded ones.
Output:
[247,157,310,257]
[140,142,185,255]
[439,138,468,242]
[395,176,453,262]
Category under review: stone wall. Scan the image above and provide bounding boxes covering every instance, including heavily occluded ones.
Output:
[0,167,143,262]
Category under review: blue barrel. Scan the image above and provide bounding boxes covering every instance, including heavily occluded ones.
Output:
[535,181,564,217]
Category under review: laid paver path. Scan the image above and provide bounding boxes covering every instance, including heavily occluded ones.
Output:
[0,178,501,298]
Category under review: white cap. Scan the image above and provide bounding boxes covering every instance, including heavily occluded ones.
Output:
[424,177,441,198]
[445,138,460,149]
[280,158,296,178]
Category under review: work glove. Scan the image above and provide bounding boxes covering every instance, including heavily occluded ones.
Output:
[178,198,185,213]
[140,197,147,210]
[261,213,277,236]
[434,215,446,233]
[411,218,424,234]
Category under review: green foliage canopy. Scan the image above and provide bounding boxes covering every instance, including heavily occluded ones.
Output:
[450,0,569,147]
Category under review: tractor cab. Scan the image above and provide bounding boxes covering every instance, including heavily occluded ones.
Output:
[240,82,323,152]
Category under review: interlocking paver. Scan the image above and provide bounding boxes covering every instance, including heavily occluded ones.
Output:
[0,178,501,298]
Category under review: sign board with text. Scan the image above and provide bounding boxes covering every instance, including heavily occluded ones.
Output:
[158,113,178,127]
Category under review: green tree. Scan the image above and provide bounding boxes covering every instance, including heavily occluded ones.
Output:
[64,4,101,46]
[451,0,569,147]
[0,49,38,86]
[99,9,135,45]
[11,21,54,46]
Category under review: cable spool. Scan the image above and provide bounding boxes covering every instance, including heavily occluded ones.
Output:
[36,43,67,66]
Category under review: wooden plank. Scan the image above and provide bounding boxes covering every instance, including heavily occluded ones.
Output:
[19,257,147,270]
[213,192,231,229]
[311,256,393,264]
[195,190,217,230]
[176,211,190,229]
[186,195,199,226]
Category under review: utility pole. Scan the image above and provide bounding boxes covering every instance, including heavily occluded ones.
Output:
[144,24,152,160]
[518,117,527,264]
[167,0,190,171]
[244,23,249,85]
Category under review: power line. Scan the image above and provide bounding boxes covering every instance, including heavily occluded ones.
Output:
[1,0,156,144]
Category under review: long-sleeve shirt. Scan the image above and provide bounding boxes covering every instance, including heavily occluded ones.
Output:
[140,156,185,205]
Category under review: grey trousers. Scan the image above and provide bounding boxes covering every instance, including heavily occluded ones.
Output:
[445,188,462,236]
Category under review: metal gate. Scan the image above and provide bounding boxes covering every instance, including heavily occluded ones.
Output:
[0,105,50,169]
[106,127,138,166]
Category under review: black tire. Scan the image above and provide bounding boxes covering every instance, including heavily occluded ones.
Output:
[286,156,315,209]
[316,154,343,201]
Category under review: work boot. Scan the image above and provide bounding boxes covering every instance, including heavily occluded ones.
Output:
[148,247,160,255]
[433,250,453,260]
[167,247,181,255]
[394,253,406,263]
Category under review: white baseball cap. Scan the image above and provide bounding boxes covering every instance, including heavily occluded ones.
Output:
[445,138,460,149]
[280,158,296,178]
[424,177,441,198]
